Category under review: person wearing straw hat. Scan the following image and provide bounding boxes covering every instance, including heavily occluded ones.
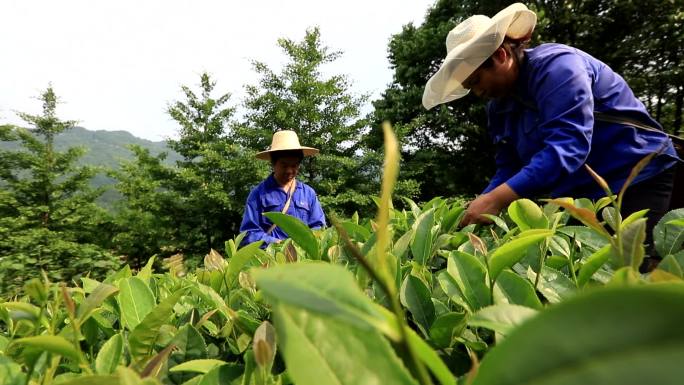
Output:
[239,130,326,246]
[423,3,680,259]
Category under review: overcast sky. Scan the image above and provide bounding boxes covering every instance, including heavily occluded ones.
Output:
[1,0,436,141]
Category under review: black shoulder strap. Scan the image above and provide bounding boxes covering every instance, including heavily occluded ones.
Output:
[510,94,683,145]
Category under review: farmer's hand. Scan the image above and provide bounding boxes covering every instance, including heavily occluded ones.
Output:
[460,183,520,227]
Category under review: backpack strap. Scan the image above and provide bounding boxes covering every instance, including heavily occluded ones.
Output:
[266,179,297,236]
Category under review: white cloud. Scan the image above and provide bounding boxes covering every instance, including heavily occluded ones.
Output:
[0,0,435,141]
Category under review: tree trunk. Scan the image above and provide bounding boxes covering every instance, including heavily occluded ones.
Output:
[674,85,683,136]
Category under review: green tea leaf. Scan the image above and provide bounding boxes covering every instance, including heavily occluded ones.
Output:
[226,241,264,283]
[95,333,124,374]
[441,205,465,234]
[489,229,553,280]
[508,199,548,230]
[472,284,684,385]
[400,275,435,335]
[54,375,119,385]
[117,277,156,330]
[618,218,647,269]
[654,208,684,258]
[429,312,467,349]
[273,303,418,385]
[445,251,490,312]
[10,335,79,362]
[411,208,436,265]
[263,212,319,259]
[468,304,538,336]
[168,324,208,384]
[169,359,228,374]
[577,245,611,287]
[527,266,576,303]
[0,355,25,385]
[253,263,395,339]
[129,289,186,362]
[493,270,542,310]
[77,282,119,323]
[436,270,470,310]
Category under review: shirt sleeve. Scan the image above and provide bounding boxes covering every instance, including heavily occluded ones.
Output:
[483,136,521,194]
[505,52,594,197]
[239,188,280,246]
[307,191,326,229]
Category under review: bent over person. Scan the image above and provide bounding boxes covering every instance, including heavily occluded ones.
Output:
[239,130,326,246]
[423,3,680,264]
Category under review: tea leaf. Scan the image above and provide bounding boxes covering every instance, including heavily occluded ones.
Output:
[527,266,576,303]
[489,230,553,280]
[272,303,418,385]
[445,251,490,312]
[117,277,156,330]
[411,208,436,265]
[129,289,186,363]
[493,270,543,310]
[169,359,228,374]
[621,218,647,269]
[263,212,319,259]
[428,312,467,349]
[654,208,684,257]
[77,282,119,323]
[253,263,396,340]
[167,324,208,384]
[546,199,609,237]
[10,335,80,362]
[468,304,538,336]
[472,284,684,385]
[400,275,435,335]
[95,333,124,374]
[508,199,548,230]
[577,245,611,287]
[226,241,264,283]
[197,364,243,385]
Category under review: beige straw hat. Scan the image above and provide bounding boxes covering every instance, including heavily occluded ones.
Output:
[255,130,319,160]
[422,3,537,110]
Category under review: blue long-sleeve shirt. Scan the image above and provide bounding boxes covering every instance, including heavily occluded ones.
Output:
[483,43,679,199]
[239,174,326,246]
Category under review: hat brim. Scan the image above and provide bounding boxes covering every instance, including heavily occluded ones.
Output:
[422,5,536,110]
[255,146,319,161]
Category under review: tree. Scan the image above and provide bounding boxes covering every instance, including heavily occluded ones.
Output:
[109,146,181,268]
[112,73,265,263]
[236,27,409,216]
[167,73,266,253]
[0,88,119,295]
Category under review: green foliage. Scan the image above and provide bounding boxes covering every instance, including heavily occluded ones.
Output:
[0,89,119,296]
[111,73,266,265]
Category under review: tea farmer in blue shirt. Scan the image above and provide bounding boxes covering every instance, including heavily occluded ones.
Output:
[239,130,326,246]
[423,3,679,262]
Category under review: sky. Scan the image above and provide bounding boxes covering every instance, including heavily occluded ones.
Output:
[0,0,436,141]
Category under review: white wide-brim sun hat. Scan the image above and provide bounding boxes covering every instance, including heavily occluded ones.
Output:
[255,130,319,161]
[422,3,537,110]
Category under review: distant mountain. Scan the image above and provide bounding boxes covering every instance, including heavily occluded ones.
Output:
[0,126,182,209]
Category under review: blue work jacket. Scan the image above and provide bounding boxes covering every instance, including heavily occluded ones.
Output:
[239,174,326,246]
[484,43,679,199]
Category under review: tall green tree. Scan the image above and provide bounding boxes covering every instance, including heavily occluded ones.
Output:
[112,73,264,263]
[167,73,265,253]
[0,88,119,295]
[109,146,181,268]
[237,27,414,216]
